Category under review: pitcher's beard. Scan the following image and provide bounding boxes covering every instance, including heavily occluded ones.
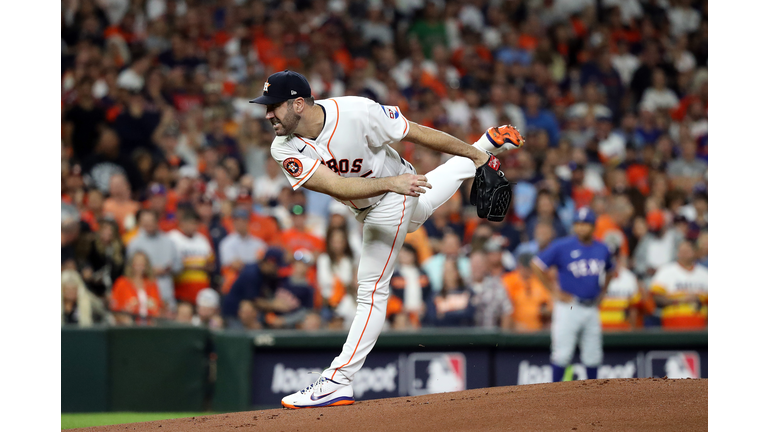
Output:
[272,110,301,136]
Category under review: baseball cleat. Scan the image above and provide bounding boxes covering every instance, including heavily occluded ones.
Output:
[484,125,525,153]
[281,376,355,409]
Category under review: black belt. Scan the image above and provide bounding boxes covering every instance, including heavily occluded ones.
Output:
[575,297,600,307]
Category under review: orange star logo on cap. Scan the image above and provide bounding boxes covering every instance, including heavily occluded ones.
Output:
[263,82,271,92]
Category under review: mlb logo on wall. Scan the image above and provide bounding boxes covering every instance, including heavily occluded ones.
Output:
[644,351,701,379]
[405,353,466,396]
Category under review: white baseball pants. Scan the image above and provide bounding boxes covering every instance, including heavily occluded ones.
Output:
[323,153,479,385]
[550,300,603,368]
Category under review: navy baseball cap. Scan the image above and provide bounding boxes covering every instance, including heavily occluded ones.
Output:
[249,70,312,105]
[574,207,596,225]
[262,247,285,266]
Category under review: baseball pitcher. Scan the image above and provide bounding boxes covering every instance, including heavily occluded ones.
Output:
[250,70,523,408]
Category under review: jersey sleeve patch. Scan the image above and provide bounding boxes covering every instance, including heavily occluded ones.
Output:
[283,158,303,177]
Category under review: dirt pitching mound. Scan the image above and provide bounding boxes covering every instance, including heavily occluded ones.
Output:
[75,378,707,432]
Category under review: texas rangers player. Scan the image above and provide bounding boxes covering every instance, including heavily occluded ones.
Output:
[250,70,523,408]
[531,207,615,382]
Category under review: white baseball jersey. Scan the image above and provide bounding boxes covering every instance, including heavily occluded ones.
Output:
[650,262,708,295]
[270,96,412,210]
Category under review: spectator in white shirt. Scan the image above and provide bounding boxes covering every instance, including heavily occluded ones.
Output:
[477,83,527,135]
[567,82,612,121]
[667,0,701,37]
[639,68,679,112]
[632,209,680,284]
[252,158,290,206]
[611,40,640,87]
[219,208,267,273]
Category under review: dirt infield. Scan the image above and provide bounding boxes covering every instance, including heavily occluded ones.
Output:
[75,378,706,431]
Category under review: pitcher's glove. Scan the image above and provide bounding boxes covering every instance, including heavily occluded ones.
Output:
[470,152,512,222]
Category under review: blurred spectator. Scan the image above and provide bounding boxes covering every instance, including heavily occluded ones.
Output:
[423,200,465,243]
[317,227,356,311]
[253,155,290,206]
[502,253,552,332]
[127,209,181,311]
[469,250,513,329]
[408,1,448,59]
[110,251,163,325]
[639,68,680,112]
[389,244,435,329]
[423,232,471,294]
[523,89,560,146]
[567,82,612,121]
[279,204,325,255]
[262,250,317,329]
[141,183,177,232]
[515,221,555,258]
[222,247,283,319]
[667,0,702,37]
[667,140,707,194]
[633,209,680,284]
[433,258,475,327]
[525,191,567,240]
[62,270,110,327]
[175,302,195,324]
[229,300,262,331]
[192,288,224,329]
[650,240,708,329]
[78,219,125,297]
[222,189,281,244]
[168,210,215,304]
[484,236,515,276]
[594,195,634,258]
[63,79,106,160]
[103,173,140,233]
[696,231,708,268]
[599,241,643,331]
[218,208,268,295]
[611,40,640,88]
[80,189,105,234]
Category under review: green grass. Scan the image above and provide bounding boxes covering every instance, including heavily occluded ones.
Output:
[61,412,213,429]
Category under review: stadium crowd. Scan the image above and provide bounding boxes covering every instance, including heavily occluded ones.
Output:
[61,0,708,332]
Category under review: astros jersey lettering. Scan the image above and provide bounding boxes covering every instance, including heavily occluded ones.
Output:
[271,96,412,210]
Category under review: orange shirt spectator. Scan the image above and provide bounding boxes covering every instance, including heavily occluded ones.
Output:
[281,228,325,255]
[103,173,140,233]
[110,252,163,323]
[280,205,325,255]
[404,226,433,266]
[502,254,552,332]
[571,185,596,210]
[593,197,633,258]
[221,212,280,245]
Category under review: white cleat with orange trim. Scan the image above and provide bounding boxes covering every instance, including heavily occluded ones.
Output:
[281,376,355,409]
